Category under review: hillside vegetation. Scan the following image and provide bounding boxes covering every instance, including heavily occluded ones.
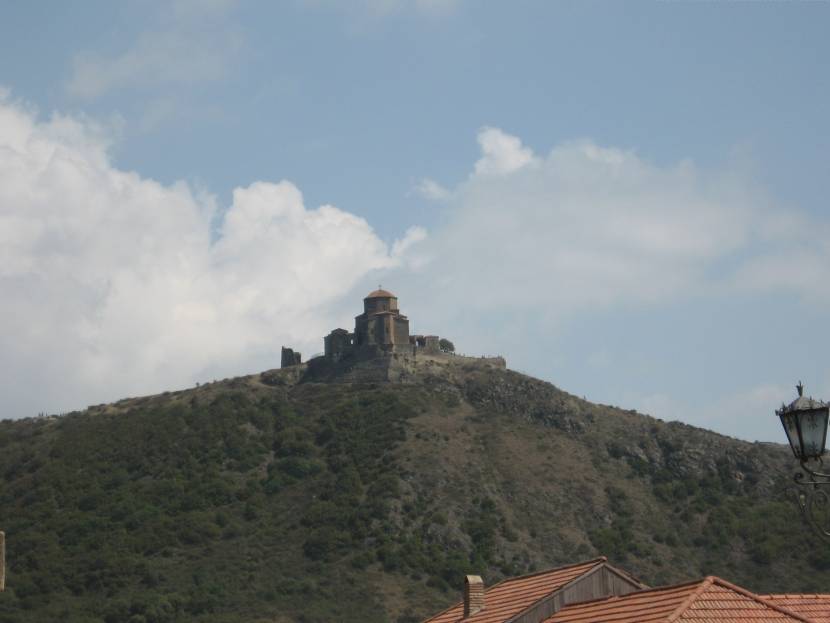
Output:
[0,361,827,623]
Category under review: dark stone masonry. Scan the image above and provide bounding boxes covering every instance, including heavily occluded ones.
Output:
[280,288,505,383]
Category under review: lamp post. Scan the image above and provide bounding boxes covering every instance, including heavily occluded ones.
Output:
[776,382,830,538]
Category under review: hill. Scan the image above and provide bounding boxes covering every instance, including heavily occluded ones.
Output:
[0,357,826,623]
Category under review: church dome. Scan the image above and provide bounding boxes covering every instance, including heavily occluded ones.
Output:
[366,288,396,299]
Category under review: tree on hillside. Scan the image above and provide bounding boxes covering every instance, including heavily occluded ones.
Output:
[439,338,455,353]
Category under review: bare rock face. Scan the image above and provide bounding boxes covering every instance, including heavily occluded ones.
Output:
[300,351,506,385]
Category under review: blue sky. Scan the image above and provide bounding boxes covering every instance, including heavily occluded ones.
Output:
[1,0,829,442]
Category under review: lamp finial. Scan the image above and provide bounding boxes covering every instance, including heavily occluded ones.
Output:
[797,381,804,397]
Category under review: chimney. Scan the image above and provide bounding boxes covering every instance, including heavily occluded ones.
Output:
[1,530,5,592]
[464,575,484,618]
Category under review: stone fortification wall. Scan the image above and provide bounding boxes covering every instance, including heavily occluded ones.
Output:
[302,352,410,383]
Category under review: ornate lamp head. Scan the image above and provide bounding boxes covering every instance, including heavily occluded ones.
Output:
[777,382,829,462]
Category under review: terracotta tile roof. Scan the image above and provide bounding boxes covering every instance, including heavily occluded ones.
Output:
[544,577,818,623]
[423,558,608,623]
[762,595,830,623]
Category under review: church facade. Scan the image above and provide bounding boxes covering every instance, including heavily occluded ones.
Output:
[324,288,439,360]
[280,288,446,369]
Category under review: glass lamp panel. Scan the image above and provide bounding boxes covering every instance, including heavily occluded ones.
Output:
[780,411,804,459]
[797,408,829,460]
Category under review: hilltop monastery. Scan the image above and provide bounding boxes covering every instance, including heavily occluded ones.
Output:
[281,288,450,368]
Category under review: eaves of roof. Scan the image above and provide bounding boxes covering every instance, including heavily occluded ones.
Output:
[761,594,830,623]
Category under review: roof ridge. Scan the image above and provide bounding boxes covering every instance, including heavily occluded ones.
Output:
[542,576,707,612]
[708,577,821,623]
[418,557,607,623]
[482,557,608,593]
[664,576,714,623]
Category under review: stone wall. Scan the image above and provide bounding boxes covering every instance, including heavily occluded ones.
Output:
[280,347,302,368]
[324,329,352,359]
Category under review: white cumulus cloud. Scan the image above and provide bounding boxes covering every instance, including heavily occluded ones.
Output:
[5,108,829,440]
[474,127,538,176]
[0,95,419,418]
[395,127,830,364]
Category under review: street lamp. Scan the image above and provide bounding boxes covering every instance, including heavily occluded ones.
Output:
[777,382,830,538]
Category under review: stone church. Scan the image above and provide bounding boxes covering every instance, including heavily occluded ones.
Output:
[281,287,443,368]
[327,288,414,358]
